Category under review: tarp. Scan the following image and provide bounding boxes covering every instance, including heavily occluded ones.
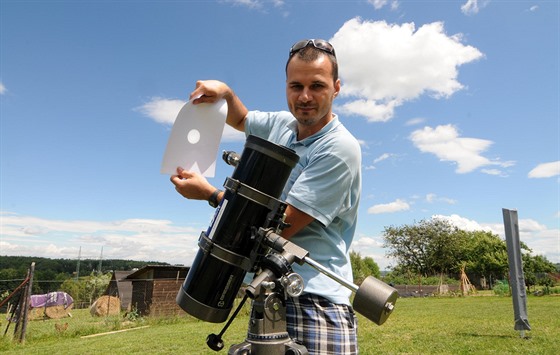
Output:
[30,291,74,310]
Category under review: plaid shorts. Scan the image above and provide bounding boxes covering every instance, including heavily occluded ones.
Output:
[285,293,358,354]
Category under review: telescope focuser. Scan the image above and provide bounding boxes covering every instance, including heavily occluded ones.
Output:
[222,150,240,167]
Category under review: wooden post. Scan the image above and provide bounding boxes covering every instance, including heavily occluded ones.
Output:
[19,262,35,343]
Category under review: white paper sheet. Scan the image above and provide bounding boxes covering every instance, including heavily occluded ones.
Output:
[160,98,228,177]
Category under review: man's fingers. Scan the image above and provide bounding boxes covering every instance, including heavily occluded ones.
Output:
[170,174,181,185]
[178,169,195,179]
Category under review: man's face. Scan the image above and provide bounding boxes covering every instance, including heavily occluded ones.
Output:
[286,55,341,134]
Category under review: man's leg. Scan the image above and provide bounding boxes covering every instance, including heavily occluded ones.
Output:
[286,294,358,355]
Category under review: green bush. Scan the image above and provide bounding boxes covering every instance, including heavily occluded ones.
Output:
[492,280,510,296]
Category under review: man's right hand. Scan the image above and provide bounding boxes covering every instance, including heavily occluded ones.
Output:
[190,80,233,105]
[170,168,216,201]
[188,80,249,132]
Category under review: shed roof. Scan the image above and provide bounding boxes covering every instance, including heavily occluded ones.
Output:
[124,265,190,281]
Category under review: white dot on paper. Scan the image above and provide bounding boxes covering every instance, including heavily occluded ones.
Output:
[187,129,201,144]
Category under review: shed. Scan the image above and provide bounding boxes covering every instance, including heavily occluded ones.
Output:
[104,270,134,311]
[124,265,190,317]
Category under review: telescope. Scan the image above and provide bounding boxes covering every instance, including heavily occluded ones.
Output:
[177,135,398,354]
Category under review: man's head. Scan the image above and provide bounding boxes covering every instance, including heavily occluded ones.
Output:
[286,39,338,83]
[285,39,341,138]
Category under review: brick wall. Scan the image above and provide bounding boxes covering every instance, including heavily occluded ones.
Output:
[149,279,185,317]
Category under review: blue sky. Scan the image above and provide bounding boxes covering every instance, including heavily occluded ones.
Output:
[1,0,558,270]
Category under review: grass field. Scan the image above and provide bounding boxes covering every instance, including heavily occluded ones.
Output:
[1,295,559,354]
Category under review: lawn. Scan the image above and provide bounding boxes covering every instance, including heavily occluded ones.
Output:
[1,295,558,354]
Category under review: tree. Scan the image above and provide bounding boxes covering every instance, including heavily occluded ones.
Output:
[382,219,465,277]
[382,219,558,289]
[522,254,557,291]
[462,230,509,288]
[350,251,381,285]
[59,271,112,308]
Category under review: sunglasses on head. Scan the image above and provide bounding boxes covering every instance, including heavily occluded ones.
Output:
[289,39,336,58]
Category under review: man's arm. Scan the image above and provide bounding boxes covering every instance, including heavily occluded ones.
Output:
[170,168,223,203]
[190,80,248,132]
[281,205,315,240]
[170,80,249,204]
[171,168,314,237]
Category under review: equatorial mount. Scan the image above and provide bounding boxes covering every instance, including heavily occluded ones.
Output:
[207,227,398,354]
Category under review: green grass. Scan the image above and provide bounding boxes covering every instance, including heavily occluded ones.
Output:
[1,295,559,354]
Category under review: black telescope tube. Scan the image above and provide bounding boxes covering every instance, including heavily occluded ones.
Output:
[177,135,299,323]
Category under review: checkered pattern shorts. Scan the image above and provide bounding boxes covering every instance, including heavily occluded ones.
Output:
[285,294,358,354]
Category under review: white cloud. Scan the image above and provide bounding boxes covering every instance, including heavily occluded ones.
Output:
[410,124,514,174]
[136,97,245,142]
[0,211,201,265]
[366,153,394,170]
[223,0,287,10]
[528,161,560,178]
[433,214,559,263]
[223,0,262,9]
[480,168,505,176]
[405,117,426,126]
[0,82,6,95]
[374,153,393,164]
[336,98,399,122]
[432,214,492,233]
[367,0,399,10]
[357,139,368,148]
[137,97,185,125]
[368,199,410,214]
[350,234,395,270]
[461,0,490,15]
[529,5,539,12]
[426,193,456,204]
[330,19,483,122]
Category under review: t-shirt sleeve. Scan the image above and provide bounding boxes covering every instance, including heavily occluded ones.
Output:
[245,111,276,138]
[285,147,355,227]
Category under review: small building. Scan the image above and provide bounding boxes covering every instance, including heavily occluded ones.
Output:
[104,270,134,311]
[124,265,190,317]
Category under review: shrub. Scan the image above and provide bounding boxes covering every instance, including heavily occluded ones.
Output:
[493,280,510,296]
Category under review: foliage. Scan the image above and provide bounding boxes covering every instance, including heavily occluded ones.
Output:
[382,219,558,288]
[383,219,467,276]
[0,256,168,297]
[350,251,380,284]
[462,230,510,287]
[383,272,459,286]
[492,280,510,296]
[59,272,112,307]
[124,307,141,322]
[522,254,557,290]
[0,256,165,277]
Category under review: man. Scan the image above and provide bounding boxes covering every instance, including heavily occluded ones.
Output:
[171,39,362,354]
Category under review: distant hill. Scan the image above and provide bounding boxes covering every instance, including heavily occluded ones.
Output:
[0,255,179,295]
[0,255,174,275]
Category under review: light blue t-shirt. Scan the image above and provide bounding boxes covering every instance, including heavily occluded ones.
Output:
[245,110,362,305]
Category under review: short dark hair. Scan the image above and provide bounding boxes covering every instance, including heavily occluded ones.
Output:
[285,46,339,83]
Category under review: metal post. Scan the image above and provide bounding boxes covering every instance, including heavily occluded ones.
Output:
[502,208,531,337]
